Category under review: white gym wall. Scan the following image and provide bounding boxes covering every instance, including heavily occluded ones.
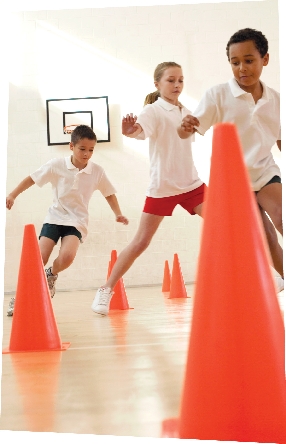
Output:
[4,0,281,293]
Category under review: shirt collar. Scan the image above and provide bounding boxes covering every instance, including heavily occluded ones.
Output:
[228,78,247,97]
[156,96,180,111]
[65,156,92,174]
[228,77,271,101]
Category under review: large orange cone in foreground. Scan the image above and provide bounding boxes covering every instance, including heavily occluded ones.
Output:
[108,250,133,310]
[169,254,189,299]
[163,123,286,442]
[3,224,70,353]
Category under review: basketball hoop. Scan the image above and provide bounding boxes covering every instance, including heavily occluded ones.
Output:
[63,124,80,134]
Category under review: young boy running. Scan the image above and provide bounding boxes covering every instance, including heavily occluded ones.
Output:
[6,125,128,316]
[178,28,283,291]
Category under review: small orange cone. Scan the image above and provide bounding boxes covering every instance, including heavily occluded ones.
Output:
[169,254,189,299]
[162,123,286,442]
[3,224,70,353]
[108,250,133,311]
[162,260,171,292]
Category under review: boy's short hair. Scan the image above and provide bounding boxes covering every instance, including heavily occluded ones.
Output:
[226,28,268,60]
[71,125,97,145]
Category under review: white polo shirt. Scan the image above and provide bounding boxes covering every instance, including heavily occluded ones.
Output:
[30,156,116,241]
[136,97,203,198]
[193,78,281,191]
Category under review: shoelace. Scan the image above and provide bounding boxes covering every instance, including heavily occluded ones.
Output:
[46,268,58,279]
[98,290,112,305]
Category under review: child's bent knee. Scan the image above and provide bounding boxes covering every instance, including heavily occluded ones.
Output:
[60,253,76,267]
[132,239,151,256]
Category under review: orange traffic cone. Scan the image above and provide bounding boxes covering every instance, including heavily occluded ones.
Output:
[169,254,189,299]
[162,260,171,292]
[162,123,286,442]
[3,224,70,353]
[108,250,133,311]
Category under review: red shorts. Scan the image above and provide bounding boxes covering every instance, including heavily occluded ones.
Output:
[143,184,205,216]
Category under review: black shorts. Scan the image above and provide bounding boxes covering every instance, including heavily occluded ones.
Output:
[255,175,281,194]
[39,223,82,244]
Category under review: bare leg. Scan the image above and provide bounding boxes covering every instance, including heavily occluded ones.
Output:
[39,236,57,266]
[105,213,164,290]
[258,207,283,278]
[256,182,283,235]
[256,182,283,278]
[51,235,80,275]
[193,202,204,217]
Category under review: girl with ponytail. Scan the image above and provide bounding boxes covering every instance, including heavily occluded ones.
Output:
[91,61,206,315]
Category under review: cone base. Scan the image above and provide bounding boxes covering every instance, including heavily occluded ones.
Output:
[110,307,134,311]
[161,418,179,438]
[2,342,71,354]
[161,287,170,292]
[168,295,191,299]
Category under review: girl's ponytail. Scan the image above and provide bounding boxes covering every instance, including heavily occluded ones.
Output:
[144,90,160,106]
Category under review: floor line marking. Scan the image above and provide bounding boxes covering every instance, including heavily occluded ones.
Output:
[68,342,188,350]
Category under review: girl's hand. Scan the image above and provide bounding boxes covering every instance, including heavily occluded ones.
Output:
[6,194,15,210]
[116,215,129,225]
[181,115,200,133]
[122,113,140,135]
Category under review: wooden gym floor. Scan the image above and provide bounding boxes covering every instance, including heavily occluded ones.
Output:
[0,285,284,438]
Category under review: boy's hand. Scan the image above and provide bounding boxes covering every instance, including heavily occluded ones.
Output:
[181,115,200,133]
[116,215,129,225]
[6,194,15,210]
[122,114,140,136]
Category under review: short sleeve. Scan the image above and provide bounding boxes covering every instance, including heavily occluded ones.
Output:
[135,130,146,140]
[192,90,219,136]
[30,159,54,187]
[97,170,117,197]
[136,105,157,139]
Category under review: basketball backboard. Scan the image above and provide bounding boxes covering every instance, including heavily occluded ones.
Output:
[46,96,110,145]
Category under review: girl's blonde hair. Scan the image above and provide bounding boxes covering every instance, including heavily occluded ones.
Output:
[144,62,182,106]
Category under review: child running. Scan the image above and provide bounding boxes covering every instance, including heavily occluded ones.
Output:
[178,28,283,290]
[91,61,206,316]
[6,125,128,316]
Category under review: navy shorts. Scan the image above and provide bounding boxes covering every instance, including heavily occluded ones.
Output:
[39,223,82,244]
[255,175,281,194]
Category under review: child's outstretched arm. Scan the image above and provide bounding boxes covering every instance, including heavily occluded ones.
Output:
[105,194,129,225]
[122,113,143,138]
[177,115,200,139]
[6,176,35,210]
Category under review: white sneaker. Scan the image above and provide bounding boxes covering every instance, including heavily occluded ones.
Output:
[91,287,114,316]
[45,267,58,298]
[275,276,284,293]
[7,297,15,317]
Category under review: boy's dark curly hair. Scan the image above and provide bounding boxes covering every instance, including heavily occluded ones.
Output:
[71,125,97,145]
[226,28,268,60]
